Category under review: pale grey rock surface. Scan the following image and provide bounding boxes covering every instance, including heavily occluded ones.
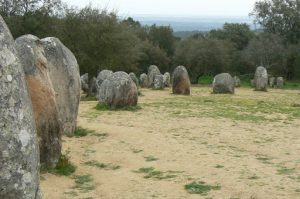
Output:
[163,72,171,87]
[41,37,81,136]
[147,65,161,88]
[153,74,164,90]
[98,72,138,108]
[139,73,148,88]
[0,15,41,199]
[254,66,268,91]
[213,73,235,94]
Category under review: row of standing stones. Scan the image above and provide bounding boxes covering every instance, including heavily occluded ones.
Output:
[81,65,192,108]
[82,65,281,106]
[213,66,285,94]
[0,15,81,199]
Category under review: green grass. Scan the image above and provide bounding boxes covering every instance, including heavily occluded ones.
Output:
[84,160,121,170]
[92,133,108,138]
[277,167,296,175]
[81,94,97,101]
[215,165,224,168]
[96,103,141,112]
[285,81,300,89]
[74,127,95,138]
[73,175,95,193]
[144,156,159,162]
[143,93,300,122]
[256,154,273,164]
[51,151,76,176]
[134,167,177,180]
[185,181,221,195]
[198,75,213,85]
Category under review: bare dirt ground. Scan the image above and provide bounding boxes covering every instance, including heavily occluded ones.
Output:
[41,86,300,199]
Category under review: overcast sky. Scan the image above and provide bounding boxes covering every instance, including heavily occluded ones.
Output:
[62,0,258,17]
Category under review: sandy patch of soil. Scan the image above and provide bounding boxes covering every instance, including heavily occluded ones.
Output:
[41,87,300,199]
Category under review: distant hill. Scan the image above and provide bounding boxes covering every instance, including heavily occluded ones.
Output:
[131,15,256,32]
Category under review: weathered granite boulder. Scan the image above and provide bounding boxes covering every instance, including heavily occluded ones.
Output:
[172,66,191,95]
[129,72,139,87]
[81,73,89,93]
[96,69,113,89]
[254,66,268,91]
[147,65,161,88]
[140,73,148,88]
[269,77,275,88]
[213,73,235,94]
[233,76,241,87]
[98,72,138,108]
[153,74,164,90]
[89,77,97,94]
[0,16,40,199]
[41,37,81,136]
[163,72,171,87]
[15,35,62,169]
[276,77,284,89]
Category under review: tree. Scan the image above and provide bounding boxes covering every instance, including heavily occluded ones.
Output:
[243,32,286,76]
[209,23,254,50]
[252,0,300,44]
[148,24,176,56]
[174,37,235,82]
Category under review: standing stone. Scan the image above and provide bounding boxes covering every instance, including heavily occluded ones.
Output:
[88,77,97,95]
[233,76,241,87]
[15,35,62,169]
[41,37,81,136]
[276,77,284,89]
[0,15,40,199]
[129,72,139,87]
[81,73,89,93]
[147,65,161,88]
[269,77,275,88]
[140,73,148,88]
[96,69,113,90]
[163,72,171,87]
[153,74,164,90]
[212,73,235,94]
[254,66,268,91]
[99,72,138,108]
[172,66,191,95]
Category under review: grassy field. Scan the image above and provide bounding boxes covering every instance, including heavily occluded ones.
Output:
[41,86,300,199]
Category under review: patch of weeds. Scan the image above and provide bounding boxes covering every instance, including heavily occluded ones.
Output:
[74,127,95,138]
[64,191,78,197]
[91,132,108,138]
[277,167,296,175]
[256,154,273,164]
[95,103,141,112]
[84,160,121,170]
[248,175,260,180]
[81,94,97,101]
[144,156,159,162]
[73,174,95,193]
[134,167,177,180]
[51,150,76,176]
[132,149,143,153]
[185,181,221,195]
[215,165,224,169]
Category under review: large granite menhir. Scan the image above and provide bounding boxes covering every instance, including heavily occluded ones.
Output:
[0,15,41,199]
[15,34,62,169]
[41,37,81,136]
